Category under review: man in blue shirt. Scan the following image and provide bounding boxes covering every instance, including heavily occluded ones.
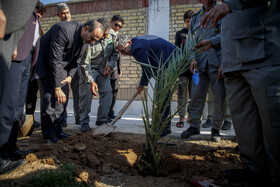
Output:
[116,35,177,137]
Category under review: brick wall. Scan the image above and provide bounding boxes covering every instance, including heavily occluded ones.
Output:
[169,2,201,43]
[40,0,201,100]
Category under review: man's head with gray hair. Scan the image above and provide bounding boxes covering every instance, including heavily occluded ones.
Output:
[56,3,71,21]
[116,35,129,47]
[116,35,132,56]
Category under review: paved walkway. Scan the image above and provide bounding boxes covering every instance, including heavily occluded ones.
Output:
[34,112,235,140]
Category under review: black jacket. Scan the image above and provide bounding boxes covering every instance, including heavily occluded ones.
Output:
[36,21,86,87]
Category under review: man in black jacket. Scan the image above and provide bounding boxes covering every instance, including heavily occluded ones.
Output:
[36,20,104,143]
[174,10,194,128]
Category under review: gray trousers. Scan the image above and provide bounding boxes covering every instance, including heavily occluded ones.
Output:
[177,75,191,119]
[79,70,112,125]
[207,88,232,123]
[224,65,280,178]
[189,70,226,130]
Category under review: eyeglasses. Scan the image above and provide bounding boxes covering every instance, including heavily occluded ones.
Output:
[114,22,122,28]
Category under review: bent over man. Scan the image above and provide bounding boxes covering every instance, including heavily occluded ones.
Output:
[35,20,104,143]
[79,18,118,132]
[116,35,177,137]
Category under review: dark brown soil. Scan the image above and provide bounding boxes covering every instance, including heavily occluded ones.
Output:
[0,127,246,186]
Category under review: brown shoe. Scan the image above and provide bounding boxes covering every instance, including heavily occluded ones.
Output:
[18,114,34,137]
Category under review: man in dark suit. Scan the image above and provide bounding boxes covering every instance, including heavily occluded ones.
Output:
[0,0,38,175]
[55,2,76,128]
[116,35,177,137]
[36,20,104,143]
[200,0,280,184]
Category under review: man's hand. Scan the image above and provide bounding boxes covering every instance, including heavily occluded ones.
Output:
[61,76,72,93]
[0,9,7,39]
[137,85,144,94]
[54,87,66,104]
[61,76,72,85]
[200,2,231,28]
[217,66,224,80]
[190,60,198,74]
[90,81,98,96]
[104,65,112,76]
[196,39,212,52]
[12,47,17,61]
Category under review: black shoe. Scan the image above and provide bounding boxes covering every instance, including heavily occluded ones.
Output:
[44,137,59,144]
[181,127,200,139]
[221,120,232,130]
[202,119,211,128]
[160,128,171,137]
[0,158,25,174]
[224,167,263,183]
[1,148,34,161]
[95,121,107,126]
[81,123,91,132]
[107,118,112,123]
[33,120,41,128]
[57,131,70,140]
[108,114,116,119]
[211,128,221,142]
[61,123,67,128]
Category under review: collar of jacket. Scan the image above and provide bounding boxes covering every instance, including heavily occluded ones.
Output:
[74,24,83,42]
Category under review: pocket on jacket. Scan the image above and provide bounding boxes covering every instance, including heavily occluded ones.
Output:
[227,5,266,63]
[233,36,265,63]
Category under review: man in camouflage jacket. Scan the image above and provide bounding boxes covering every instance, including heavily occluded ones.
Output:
[80,26,118,132]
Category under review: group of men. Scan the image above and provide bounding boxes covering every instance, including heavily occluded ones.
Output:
[0,1,124,174]
[0,0,279,185]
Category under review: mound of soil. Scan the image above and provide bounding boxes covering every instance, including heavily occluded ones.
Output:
[0,128,245,186]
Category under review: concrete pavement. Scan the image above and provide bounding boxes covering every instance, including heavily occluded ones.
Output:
[34,112,236,140]
[33,98,235,140]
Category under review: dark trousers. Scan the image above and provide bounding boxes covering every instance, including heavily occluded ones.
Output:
[108,78,119,117]
[25,79,39,115]
[0,53,32,152]
[0,61,10,148]
[38,77,69,140]
[0,27,25,148]
[71,71,80,124]
[61,71,80,126]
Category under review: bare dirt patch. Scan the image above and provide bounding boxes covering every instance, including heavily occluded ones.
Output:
[0,127,245,186]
